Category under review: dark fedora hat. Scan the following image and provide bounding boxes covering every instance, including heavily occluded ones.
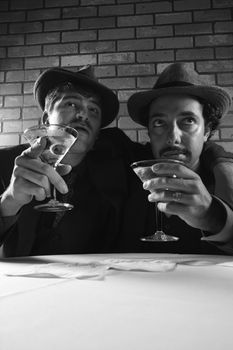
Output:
[34,65,119,128]
[128,63,232,127]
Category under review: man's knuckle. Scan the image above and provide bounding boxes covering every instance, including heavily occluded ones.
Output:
[13,166,21,176]
[37,172,46,183]
[15,155,23,166]
[40,162,50,174]
[35,187,45,197]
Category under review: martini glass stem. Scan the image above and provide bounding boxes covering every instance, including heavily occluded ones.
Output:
[52,184,57,201]
[156,204,163,232]
[52,166,57,201]
[154,204,167,240]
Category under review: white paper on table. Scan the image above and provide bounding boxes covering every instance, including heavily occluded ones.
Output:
[103,258,176,272]
[0,262,108,279]
[0,258,177,280]
[218,261,233,268]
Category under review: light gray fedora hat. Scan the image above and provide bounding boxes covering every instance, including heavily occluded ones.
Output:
[128,63,232,127]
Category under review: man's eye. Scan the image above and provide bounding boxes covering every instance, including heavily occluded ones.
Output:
[66,102,76,108]
[183,117,195,125]
[89,106,99,115]
[152,119,164,127]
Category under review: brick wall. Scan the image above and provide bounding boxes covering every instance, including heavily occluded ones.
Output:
[0,0,233,150]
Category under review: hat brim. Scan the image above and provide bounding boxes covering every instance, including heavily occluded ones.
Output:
[128,85,232,127]
[34,68,119,128]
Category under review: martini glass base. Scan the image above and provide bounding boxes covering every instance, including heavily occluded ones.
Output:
[141,231,179,242]
[34,200,73,212]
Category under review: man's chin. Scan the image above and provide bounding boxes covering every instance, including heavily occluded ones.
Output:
[71,142,90,154]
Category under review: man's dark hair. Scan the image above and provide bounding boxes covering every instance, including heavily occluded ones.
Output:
[201,101,222,139]
[44,82,101,112]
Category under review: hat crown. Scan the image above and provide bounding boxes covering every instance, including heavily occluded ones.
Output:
[77,64,96,80]
[154,63,204,89]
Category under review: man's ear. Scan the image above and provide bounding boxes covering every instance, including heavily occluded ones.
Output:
[42,111,49,125]
[204,124,211,142]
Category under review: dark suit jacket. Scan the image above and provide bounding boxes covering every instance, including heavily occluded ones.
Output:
[0,128,148,256]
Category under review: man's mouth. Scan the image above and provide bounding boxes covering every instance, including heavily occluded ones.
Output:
[71,124,90,135]
[160,148,188,160]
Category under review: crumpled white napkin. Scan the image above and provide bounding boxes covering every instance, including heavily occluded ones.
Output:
[105,258,176,272]
[218,261,233,268]
[0,262,107,280]
[0,259,176,280]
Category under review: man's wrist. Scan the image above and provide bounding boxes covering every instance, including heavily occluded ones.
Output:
[0,193,22,217]
[201,196,226,235]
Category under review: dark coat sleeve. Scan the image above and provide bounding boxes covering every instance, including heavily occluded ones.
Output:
[201,140,233,170]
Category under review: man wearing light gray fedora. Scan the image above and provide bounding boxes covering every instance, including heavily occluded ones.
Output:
[126,62,233,254]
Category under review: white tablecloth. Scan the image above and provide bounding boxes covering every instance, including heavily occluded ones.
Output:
[0,253,233,350]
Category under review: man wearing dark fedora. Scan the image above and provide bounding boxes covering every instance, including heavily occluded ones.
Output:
[126,62,233,254]
[0,65,146,257]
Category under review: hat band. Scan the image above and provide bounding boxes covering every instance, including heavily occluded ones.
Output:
[154,81,195,89]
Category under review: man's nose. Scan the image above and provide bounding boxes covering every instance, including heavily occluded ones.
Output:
[166,124,182,145]
[75,108,89,122]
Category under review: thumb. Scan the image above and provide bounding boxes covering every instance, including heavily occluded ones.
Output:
[56,163,72,176]
[22,137,47,159]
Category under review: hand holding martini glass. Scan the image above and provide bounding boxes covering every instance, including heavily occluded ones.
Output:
[24,124,78,212]
[131,158,187,242]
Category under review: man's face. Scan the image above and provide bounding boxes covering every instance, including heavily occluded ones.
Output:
[148,94,210,171]
[44,90,102,155]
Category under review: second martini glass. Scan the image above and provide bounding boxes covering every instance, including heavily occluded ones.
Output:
[24,124,78,212]
[131,158,186,242]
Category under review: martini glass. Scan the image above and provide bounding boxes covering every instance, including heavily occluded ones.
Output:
[131,159,185,242]
[24,124,78,212]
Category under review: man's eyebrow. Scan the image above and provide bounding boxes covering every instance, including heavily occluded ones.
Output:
[179,111,198,117]
[149,113,166,118]
[150,111,198,118]
[61,95,82,101]
[61,94,101,108]
[88,96,101,108]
